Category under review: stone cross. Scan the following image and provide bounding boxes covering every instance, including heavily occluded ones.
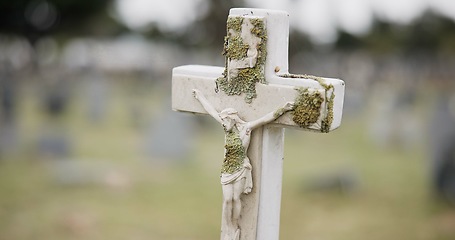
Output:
[172,8,345,240]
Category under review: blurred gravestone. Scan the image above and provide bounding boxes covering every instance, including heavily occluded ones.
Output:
[302,168,360,194]
[369,80,421,149]
[37,69,72,159]
[0,62,19,159]
[144,101,196,161]
[429,93,455,202]
[50,160,130,190]
[84,67,109,124]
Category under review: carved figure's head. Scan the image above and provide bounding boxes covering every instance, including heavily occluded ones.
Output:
[220,108,239,131]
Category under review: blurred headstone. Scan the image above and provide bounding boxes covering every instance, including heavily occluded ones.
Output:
[429,93,455,203]
[369,82,421,149]
[84,67,109,123]
[144,102,196,161]
[37,69,72,159]
[50,160,130,190]
[37,126,71,158]
[0,62,19,159]
[302,168,360,194]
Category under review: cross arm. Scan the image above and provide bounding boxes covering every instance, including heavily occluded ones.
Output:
[172,65,223,116]
[172,65,345,133]
[267,74,345,132]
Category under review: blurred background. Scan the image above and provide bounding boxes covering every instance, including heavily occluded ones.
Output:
[1,0,455,239]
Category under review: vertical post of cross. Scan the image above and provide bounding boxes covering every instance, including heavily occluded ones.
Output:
[227,9,290,240]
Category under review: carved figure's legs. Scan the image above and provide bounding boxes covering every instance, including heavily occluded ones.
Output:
[222,183,235,239]
[232,178,245,228]
[222,177,246,240]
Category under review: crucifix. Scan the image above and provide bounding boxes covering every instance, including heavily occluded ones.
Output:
[172,8,345,240]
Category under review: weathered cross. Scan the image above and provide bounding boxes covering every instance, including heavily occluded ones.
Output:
[172,8,345,240]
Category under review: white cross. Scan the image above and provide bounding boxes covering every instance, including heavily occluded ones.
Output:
[172,8,345,240]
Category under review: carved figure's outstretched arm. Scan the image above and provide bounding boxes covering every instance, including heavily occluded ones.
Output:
[248,102,294,130]
[192,89,223,124]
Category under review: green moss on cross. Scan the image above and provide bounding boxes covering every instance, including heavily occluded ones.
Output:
[225,35,249,60]
[226,16,243,33]
[216,17,267,103]
[321,92,335,133]
[221,130,246,174]
[280,73,335,132]
[292,87,324,128]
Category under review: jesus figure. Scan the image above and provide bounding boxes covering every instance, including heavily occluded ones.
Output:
[192,89,294,240]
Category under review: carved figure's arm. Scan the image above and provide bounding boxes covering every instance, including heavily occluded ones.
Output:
[248,102,294,130]
[192,89,223,124]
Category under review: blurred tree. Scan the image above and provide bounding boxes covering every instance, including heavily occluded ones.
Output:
[140,2,455,57]
[405,11,455,55]
[144,0,246,49]
[335,11,455,55]
[288,29,315,54]
[0,0,126,46]
[188,0,246,48]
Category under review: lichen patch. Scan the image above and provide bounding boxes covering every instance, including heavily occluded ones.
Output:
[222,130,245,174]
[292,88,324,128]
[216,16,267,103]
[280,73,335,132]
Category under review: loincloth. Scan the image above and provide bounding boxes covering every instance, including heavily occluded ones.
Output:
[220,158,253,193]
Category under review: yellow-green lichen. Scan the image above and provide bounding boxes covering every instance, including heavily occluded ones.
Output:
[224,35,249,60]
[250,18,263,34]
[280,74,335,132]
[226,16,243,33]
[321,92,335,133]
[218,67,261,101]
[216,17,267,103]
[273,107,287,119]
[221,130,245,174]
[292,87,324,128]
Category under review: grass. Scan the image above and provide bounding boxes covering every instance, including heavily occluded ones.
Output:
[1,80,454,240]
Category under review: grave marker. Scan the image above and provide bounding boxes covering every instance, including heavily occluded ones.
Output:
[172,8,345,240]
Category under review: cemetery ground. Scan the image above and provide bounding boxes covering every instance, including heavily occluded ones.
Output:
[1,79,455,240]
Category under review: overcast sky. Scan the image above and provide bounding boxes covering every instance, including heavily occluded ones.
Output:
[115,0,455,44]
